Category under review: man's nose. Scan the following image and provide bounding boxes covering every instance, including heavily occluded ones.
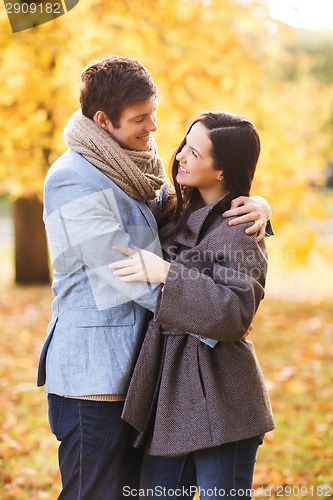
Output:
[145,115,157,132]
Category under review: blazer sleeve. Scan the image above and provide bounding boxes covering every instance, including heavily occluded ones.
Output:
[265,219,274,237]
[44,166,161,312]
[154,223,268,342]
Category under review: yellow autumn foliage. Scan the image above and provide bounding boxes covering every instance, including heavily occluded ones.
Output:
[0,0,332,263]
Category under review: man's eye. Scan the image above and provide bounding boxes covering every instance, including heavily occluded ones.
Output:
[135,118,145,123]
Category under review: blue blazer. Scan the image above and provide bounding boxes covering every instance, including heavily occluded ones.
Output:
[37,149,162,396]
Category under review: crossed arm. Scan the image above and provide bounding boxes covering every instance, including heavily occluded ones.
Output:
[110,195,272,285]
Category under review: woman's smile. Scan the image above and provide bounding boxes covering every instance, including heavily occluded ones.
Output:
[178,165,190,174]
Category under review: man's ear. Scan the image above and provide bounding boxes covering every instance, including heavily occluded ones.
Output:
[93,111,109,130]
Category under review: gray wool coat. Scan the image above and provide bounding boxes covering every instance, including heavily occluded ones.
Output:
[122,195,275,457]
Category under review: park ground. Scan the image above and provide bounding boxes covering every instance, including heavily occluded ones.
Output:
[0,197,332,498]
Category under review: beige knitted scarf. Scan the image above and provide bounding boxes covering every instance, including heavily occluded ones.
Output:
[63,110,166,201]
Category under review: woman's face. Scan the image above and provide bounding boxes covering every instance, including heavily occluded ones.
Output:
[175,121,226,203]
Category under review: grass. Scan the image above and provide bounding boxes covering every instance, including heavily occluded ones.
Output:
[0,195,12,219]
[0,284,59,499]
[1,270,332,499]
[252,299,333,499]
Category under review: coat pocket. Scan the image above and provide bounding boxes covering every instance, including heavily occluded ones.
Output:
[75,305,135,327]
[186,341,206,403]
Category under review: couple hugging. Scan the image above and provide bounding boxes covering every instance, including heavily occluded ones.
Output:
[37,56,275,500]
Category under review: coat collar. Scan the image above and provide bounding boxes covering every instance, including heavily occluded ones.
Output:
[173,192,233,248]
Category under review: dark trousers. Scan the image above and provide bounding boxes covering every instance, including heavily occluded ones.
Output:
[48,394,143,500]
[141,435,263,499]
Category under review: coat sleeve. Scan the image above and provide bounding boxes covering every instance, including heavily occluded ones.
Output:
[44,166,161,312]
[154,223,268,342]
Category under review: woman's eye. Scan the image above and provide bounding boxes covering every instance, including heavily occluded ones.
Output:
[191,150,198,158]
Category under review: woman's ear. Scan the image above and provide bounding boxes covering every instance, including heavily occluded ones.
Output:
[217,170,224,182]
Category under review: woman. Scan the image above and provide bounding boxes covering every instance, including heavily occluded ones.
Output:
[111,111,275,499]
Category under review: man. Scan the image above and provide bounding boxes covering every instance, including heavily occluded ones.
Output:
[37,56,271,499]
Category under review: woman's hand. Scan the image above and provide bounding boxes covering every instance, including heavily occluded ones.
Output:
[241,322,253,341]
[110,246,170,284]
[223,195,272,242]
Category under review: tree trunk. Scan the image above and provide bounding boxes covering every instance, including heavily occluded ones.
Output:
[14,196,50,284]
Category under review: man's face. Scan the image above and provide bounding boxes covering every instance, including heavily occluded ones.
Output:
[106,96,158,151]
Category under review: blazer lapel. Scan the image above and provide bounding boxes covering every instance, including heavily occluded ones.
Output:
[132,199,158,232]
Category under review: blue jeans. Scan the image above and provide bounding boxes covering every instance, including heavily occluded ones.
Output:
[48,394,143,500]
[140,435,263,499]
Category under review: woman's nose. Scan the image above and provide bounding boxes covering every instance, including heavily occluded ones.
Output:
[176,149,186,163]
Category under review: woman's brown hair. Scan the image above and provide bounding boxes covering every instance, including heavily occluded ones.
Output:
[160,112,261,237]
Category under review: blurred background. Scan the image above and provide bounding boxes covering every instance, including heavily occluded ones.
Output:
[0,1,332,498]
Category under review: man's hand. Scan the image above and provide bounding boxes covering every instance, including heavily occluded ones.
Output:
[223,196,272,242]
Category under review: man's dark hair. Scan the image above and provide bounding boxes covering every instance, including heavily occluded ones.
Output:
[80,56,157,128]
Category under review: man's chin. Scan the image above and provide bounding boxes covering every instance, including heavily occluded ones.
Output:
[120,139,151,152]
[136,142,151,152]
